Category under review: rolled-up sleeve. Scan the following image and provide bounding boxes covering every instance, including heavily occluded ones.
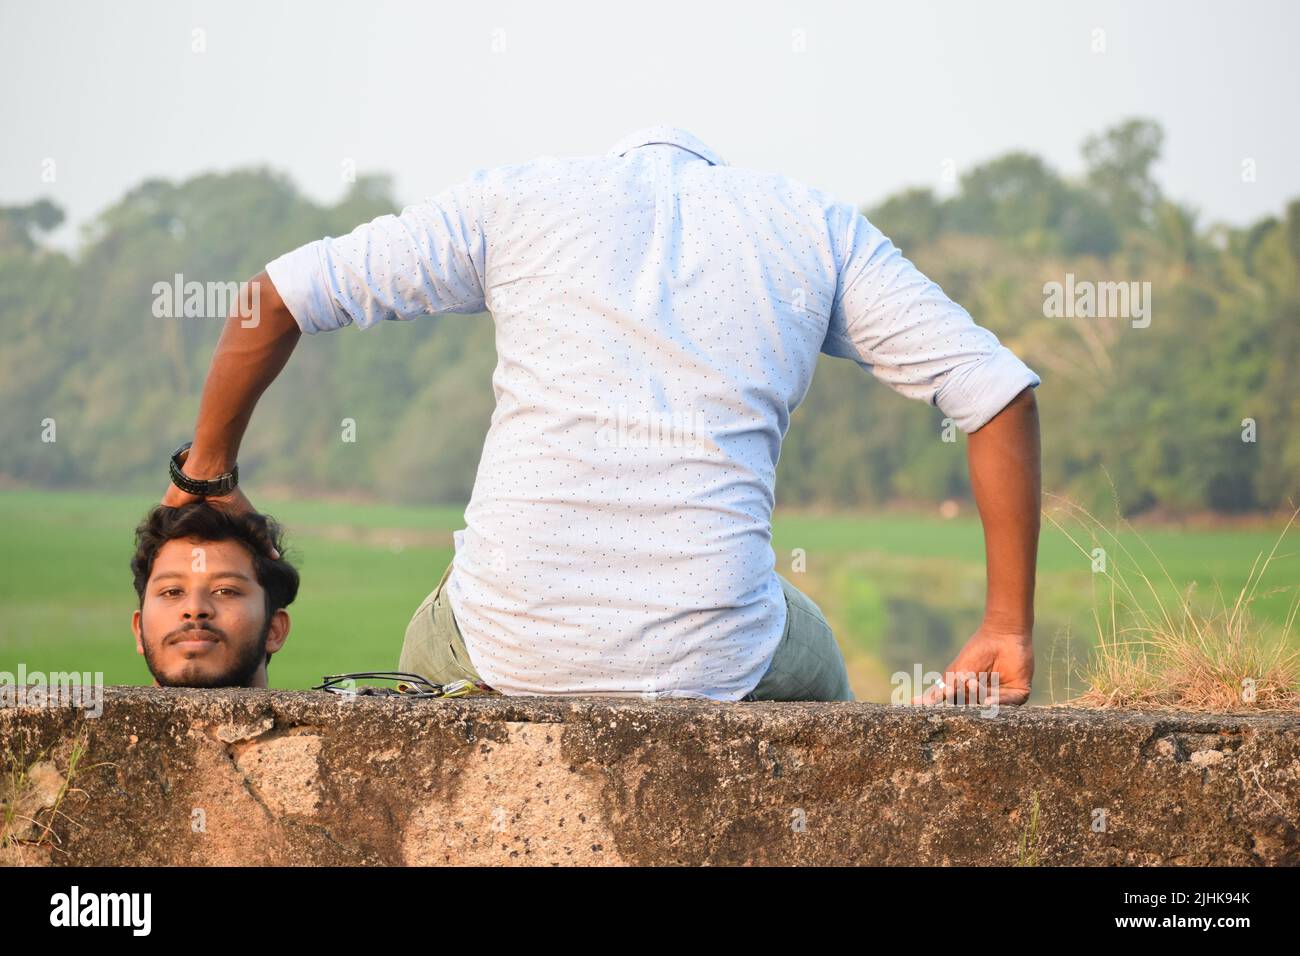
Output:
[821,202,1040,433]
[265,170,489,334]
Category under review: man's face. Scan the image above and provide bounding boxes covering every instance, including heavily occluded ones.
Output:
[132,537,289,688]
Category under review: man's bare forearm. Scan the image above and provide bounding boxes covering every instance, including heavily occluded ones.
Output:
[966,385,1041,634]
[184,271,301,478]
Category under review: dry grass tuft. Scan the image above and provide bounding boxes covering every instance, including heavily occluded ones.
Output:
[1044,473,1300,713]
[0,729,96,861]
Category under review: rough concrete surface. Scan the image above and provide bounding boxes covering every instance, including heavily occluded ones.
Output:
[1,687,1297,865]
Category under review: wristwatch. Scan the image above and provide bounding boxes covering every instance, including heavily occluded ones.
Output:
[169,440,239,497]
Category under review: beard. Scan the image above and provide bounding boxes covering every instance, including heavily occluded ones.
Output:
[144,613,272,688]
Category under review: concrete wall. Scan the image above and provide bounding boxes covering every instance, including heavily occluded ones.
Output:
[2,687,1297,865]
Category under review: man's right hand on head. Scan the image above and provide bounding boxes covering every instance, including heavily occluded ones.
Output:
[159,483,280,560]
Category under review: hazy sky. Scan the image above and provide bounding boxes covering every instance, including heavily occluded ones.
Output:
[2,0,1297,251]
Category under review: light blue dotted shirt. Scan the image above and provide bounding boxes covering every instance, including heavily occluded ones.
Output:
[266,125,1041,700]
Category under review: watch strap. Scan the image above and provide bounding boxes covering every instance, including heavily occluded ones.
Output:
[169,441,239,497]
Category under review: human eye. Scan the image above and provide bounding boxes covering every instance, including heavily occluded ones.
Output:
[159,587,182,597]
[214,587,241,596]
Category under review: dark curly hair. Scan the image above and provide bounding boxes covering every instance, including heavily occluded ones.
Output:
[131,502,300,665]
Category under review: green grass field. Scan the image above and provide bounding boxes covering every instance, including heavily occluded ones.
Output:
[1,489,1296,704]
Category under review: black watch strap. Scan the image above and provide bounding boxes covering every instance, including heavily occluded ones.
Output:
[169,441,239,497]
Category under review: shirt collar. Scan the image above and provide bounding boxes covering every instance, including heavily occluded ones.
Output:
[606,125,727,166]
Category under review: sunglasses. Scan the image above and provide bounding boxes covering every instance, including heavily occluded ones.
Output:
[313,670,497,698]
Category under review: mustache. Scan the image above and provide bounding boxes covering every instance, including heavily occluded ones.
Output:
[166,622,227,644]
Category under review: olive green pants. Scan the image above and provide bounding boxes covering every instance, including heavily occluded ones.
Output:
[399,562,855,702]
[398,559,498,693]
[742,573,856,702]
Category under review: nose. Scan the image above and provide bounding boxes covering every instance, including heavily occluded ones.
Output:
[180,591,216,621]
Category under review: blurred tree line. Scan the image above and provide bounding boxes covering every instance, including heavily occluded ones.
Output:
[1,119,1296,516]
